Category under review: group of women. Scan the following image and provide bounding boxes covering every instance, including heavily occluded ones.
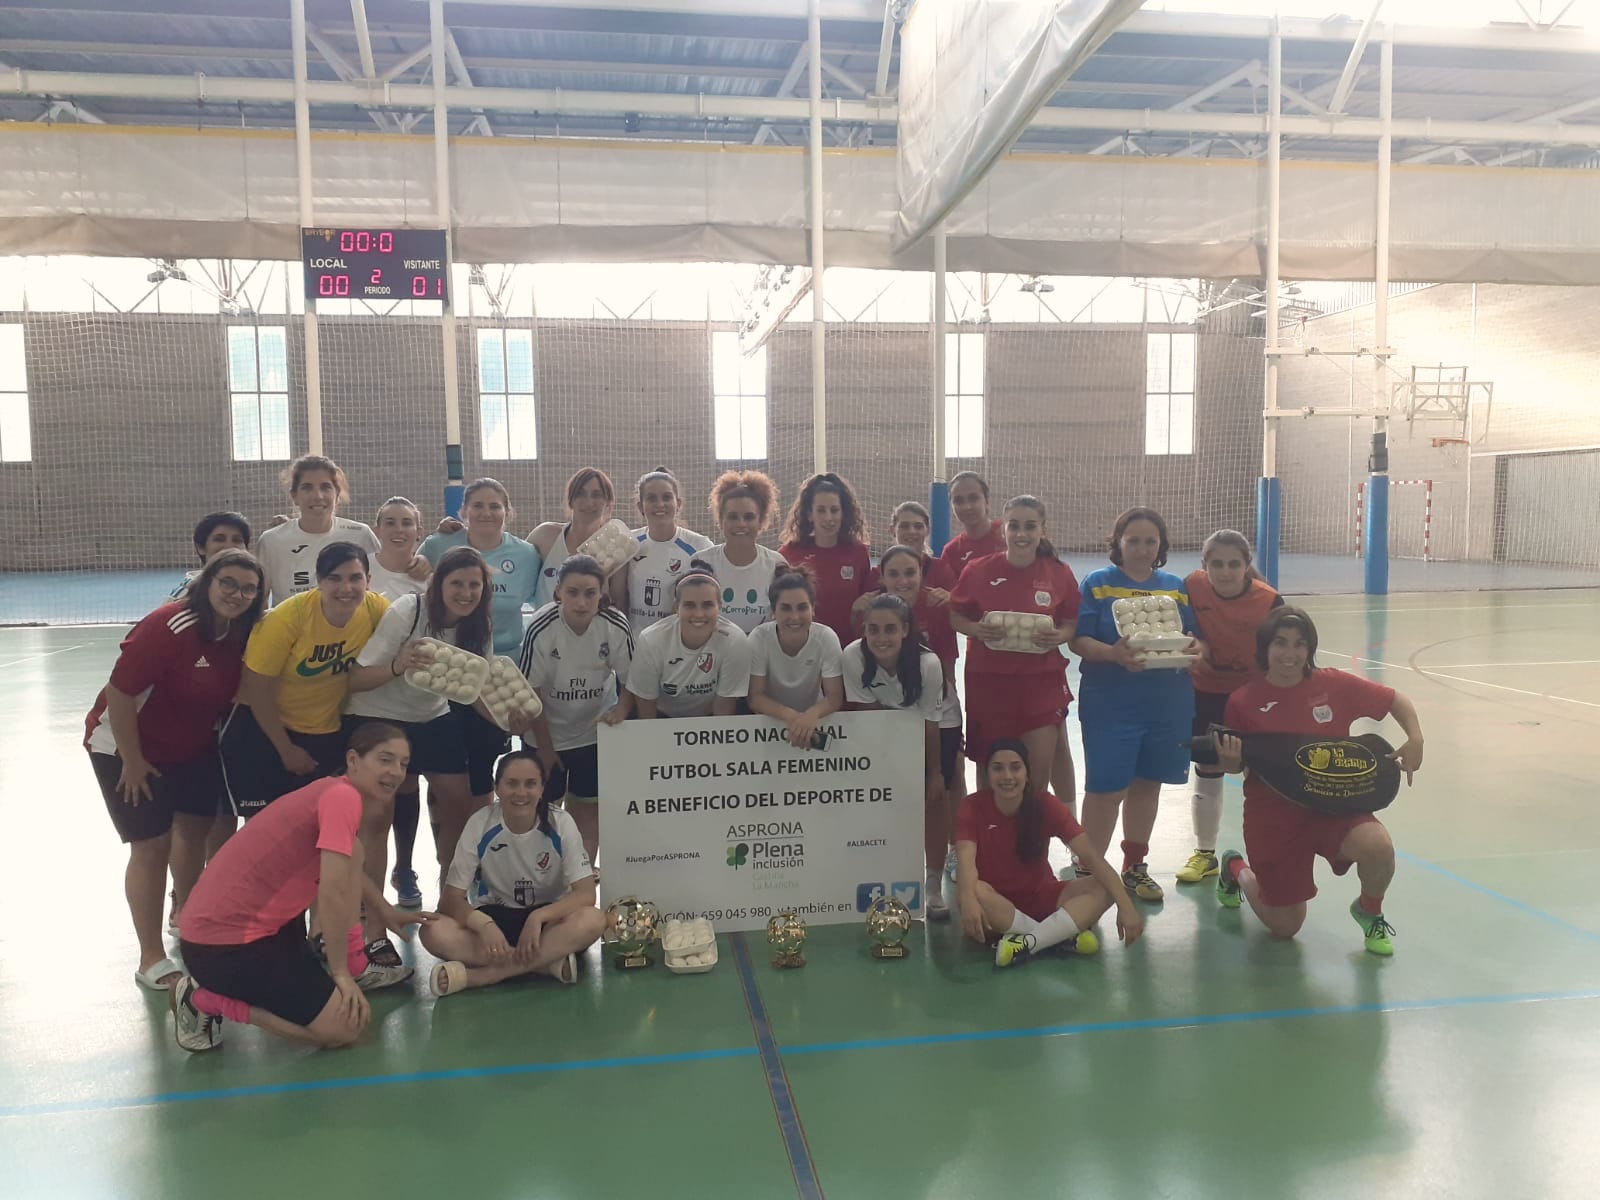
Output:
[85,452,1424,1054]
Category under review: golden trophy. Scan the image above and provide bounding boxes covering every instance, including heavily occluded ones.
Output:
[866,896,912,959]
[604,896,661,969]
[766,910,808,969]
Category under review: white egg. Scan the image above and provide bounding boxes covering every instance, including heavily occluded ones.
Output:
[450,684,476,702]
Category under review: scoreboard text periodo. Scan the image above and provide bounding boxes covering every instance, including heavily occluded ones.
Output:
[300,228,449,302]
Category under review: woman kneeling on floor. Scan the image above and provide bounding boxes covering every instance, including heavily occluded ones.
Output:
[955,738,1144,967]
[422,751,605,996]
[170,722,429,1052]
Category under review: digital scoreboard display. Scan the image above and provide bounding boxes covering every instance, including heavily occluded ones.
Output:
[300,227,449,302]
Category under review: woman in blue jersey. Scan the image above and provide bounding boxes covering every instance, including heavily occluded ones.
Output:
[1068,507,1205,904]
[421,477,542,813]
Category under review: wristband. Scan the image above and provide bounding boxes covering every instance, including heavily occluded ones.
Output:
[467,910,496,933]
[391,657,402,677]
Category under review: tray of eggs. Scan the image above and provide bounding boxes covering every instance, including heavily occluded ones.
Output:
[661,918,719,974]
[576,518,637,578]
[403,638,492,702]
[977,610,1058,654]
[479,656,545,732]
[1111,596,1198,668]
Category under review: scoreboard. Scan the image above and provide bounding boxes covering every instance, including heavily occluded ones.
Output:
[300,227,449,302]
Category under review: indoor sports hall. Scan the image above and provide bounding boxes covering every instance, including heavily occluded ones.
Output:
[3,2,1599,1197]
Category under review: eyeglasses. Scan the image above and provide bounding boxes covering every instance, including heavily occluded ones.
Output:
[215,578,260,599]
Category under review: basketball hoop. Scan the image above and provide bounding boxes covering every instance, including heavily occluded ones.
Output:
[1431,436,1470,468]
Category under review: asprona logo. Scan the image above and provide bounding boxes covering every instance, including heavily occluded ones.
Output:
[726,821,805,870]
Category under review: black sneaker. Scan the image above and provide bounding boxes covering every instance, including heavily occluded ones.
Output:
[356,938,414,990]
[169,976,223,1052]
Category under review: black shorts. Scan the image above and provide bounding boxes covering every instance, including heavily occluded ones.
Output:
[453,701,509,797]
[939,727,961,788]
[90,750,225,844]
[342,711,467,778]
[1192,690,1230,739]
[218,705,345,818]
[549,743,600,800]
[180,916,335,1029]
[479,902,549,944]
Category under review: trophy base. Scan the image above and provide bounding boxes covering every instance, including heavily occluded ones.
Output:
[615,952,651,969]
[772,952,806,969]
[870,943,908,959]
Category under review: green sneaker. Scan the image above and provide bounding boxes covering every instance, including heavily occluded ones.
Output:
[1216,850,1244,909]
[994,932,1035,968]
[1067,929,1100,957]
[1176,850,1219,884]
[1350,901,1396,957]
[1122,863,1164,902]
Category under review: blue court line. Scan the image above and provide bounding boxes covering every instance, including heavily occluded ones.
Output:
[6,984,1598,1122]
[731,932,824,1200]
[780,986,1600,1058]
[1396,850,1600,947]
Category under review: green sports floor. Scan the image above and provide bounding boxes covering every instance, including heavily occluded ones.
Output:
[4,590,1600,1199]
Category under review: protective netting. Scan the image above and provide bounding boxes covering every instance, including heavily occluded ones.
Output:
[5,260,1599,626]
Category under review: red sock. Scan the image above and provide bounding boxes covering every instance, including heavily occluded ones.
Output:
[193,987,249,1023]
[1358,893,1384,916]
[346,924,369,976]
[1120,840,1150,874]
[1227,855,1249,884]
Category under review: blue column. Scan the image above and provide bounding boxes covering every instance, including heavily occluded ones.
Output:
[929,480,951,556]
[1255,476,1281,588]
[444,443,464,520]
[1364,431,1389,596]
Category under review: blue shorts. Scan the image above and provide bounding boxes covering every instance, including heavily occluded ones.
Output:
[1081,716,1192,793]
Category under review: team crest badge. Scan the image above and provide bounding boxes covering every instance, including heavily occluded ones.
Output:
[841,566,855,580]
[696,652,714,674]
[1034,590,1050,606]
[599,642,611,659]
[1312,703,1333,724]
[669,560,682,573]
[501,559,516,573]
[537,852,551,870]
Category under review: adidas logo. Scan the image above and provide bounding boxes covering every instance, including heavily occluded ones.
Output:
[194,656,211,669]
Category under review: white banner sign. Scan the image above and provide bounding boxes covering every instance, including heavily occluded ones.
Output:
[597,711,925,933]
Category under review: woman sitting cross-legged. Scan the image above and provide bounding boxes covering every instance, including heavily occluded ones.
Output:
[955,738,1144,967]
[421,751,606,997]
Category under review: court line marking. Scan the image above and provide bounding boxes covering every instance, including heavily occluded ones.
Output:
[1305,601,1600,615]
[1408,659,1600,669]
[9,985,1593,1121]
[1329,647,1600,710]
[0,643,92,669]
[731,932,824,1200]
[1395,851,1600,947]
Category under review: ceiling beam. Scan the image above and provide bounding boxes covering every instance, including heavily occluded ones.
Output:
[872,0,898,100]
[753,45,808,146]
[444,28,492,135]
[349,0,378,79]
[1327,0,1384,115]
[1403,90,1600,163]
[1087,61,1260,155]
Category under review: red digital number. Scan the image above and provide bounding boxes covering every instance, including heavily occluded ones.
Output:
[339,231,354,252]
[412,275,428,297]
[371,269,383,286]
[319,274,349,297]
[379,232,393,254]
[437,279,445,297]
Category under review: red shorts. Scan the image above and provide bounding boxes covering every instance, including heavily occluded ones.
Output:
[1002,878,1071,923]
[1243,793,1378,908]
[964,668,1072,764]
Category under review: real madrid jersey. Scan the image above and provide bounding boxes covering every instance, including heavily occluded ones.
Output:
[696,543,783,632]
[256,517,381,607]
[626,525,713,631]
[518,601,634,750]
[447,802,593,910]
[628,615,752,717]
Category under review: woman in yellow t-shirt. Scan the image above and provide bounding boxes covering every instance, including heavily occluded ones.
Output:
[219,542,389,819]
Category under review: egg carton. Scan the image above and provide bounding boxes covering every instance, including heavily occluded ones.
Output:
[576,518,636,578]
[1111,596,1196,670]
[403,638,491,703]
[479,656,545,732]
[662,917,718,972]
[978,610,1056,655]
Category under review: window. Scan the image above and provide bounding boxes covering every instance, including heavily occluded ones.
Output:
[944,332,985,458]
[1145,332,1195,456]
[478,327,538,461]
[0,325,30,462]
[227,326,290,461]
[712,331,767,460]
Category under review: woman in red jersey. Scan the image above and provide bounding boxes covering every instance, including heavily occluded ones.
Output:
[1214,607,1423,957]
[949,496,1081,789]
[1175,530,1282,887]
[779,472,872,643]
[87,550,267,991]
[940,471,1005,577]
[955,738,1141,968]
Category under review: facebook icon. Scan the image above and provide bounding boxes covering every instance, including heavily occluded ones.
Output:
[855,882,886,913]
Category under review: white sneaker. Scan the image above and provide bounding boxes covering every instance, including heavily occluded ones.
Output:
[924,876,950,921]
[170,976,223,1053]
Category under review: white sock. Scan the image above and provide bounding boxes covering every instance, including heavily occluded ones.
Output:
[1192,774,1225,852]
[924,872,944,901]
[1030,908,1084,953]
[1005,910,1040,937]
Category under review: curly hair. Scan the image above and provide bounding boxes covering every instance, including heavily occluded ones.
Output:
[780,472,868,546]
[708,469,779,530]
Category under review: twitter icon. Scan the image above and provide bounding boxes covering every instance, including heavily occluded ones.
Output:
[891,881,922,911]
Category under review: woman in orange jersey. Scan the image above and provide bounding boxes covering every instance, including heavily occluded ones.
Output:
[1175,530,1282,885]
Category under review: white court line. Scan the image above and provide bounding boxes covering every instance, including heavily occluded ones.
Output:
[1331,647,1600,710]
[1414,659,1600,669]
[0,643,92,670]
[1305,600,1600,615]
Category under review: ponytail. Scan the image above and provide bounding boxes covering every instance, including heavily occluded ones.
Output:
[860,594,924,708]
[986,737,1045,862]
[493,750,559,849]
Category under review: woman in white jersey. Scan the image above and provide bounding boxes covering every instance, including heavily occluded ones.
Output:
[422,752,604,997]
[254,455,382,606]
[528,467,617,608]
[843,593,948,918]
[697,469,783,633]
[515,555,634,864]
[747,565,844,749]
[367,497,430,599]
[347,546,489,928]
[627,569,752,718]
[621,466,712,632]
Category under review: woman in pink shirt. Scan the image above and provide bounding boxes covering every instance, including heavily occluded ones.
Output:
[169,722,431,1052]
